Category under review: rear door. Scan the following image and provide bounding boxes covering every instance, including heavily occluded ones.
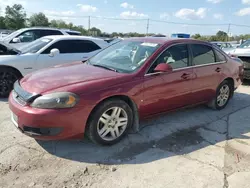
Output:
[190,43,226,103]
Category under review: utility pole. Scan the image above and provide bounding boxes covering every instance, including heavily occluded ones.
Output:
[88,16,91,36]
[227,23,231,41]
[146,19,149,36]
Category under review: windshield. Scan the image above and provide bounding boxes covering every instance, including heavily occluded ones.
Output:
[19,38,53,54]
[88,40,161,73]
[3,28,25,41]
[239,40,250,48]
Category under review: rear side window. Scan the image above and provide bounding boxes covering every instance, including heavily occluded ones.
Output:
[40,30,63,37]
[66,31,81,36]
[42,40,101,54]
[214,49,227,62]
[191,44,216,66]
[71,40,101,52]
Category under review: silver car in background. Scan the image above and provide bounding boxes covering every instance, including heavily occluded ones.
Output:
[228,40,250,80]
[0,27,81,49]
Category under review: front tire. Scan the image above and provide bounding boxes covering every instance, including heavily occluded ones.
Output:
[208,80,233,110]
[0,67,21,98]
[86,99,133,145]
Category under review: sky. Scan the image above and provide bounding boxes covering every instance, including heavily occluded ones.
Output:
[0,0,250,36]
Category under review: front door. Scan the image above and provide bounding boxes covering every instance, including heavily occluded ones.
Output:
[141,44,194,117]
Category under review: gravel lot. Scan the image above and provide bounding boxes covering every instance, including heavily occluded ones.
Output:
[1,84,250,188]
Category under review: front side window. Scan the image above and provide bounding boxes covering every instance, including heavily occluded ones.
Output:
[42,40,71,54]
[148,44,189,73]
[191,44,216,66]
[88,41,161,73]
[15,30,40,43]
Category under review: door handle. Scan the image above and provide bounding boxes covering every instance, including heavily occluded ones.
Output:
[181,73,190,79]
[215,67,221,72]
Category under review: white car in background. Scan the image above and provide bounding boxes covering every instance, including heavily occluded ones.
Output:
[0,35,109,97]
[0,27,81,49]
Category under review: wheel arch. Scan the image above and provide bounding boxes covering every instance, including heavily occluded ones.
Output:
[86,95,140,133]
[0,65,23,78]
[223,77,234,97]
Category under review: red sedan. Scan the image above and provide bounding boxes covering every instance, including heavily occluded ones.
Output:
[9,38,243,145]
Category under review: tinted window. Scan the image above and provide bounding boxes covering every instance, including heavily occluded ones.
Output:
[191,44,215,66]
[73,40,101,52]
[66,31,81,36]
[214,49,226,62]
[40,30,63,37]
[14,30,40,43]
[42,40,101,54]
[149,44,188,73]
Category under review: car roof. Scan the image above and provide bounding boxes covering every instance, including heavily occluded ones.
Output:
[125,37,209,45]
[20,27,80,33]
[41,35,109,48]
[43,35,105,41]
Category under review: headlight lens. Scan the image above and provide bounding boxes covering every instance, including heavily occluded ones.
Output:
[31,92,79,109]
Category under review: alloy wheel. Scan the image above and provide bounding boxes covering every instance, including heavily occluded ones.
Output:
[217,85,230,107]
[0,71,18,97]
[97,107,128,141]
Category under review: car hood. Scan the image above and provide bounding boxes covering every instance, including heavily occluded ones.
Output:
[229,48,250,56]
[20,62,126,94]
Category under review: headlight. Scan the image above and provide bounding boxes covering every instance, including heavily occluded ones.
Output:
[31,92,79,109]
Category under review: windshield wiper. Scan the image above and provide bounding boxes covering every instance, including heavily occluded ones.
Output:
[92,64,118,72]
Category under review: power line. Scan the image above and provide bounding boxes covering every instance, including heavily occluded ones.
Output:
[27,12,250,27]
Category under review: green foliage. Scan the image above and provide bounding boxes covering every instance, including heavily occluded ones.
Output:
[0,16,6,29]
[215,30,228,41]
[29,13,49,27]
[5,4,27,29]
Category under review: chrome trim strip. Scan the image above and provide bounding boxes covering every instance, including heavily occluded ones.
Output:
[145,61,226,76]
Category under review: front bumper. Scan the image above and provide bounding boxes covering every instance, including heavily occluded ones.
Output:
[9,91,89,140]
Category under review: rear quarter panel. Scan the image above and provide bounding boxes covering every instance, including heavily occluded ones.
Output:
[222,58,243,88]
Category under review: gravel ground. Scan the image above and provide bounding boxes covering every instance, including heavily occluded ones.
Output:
[1,84,250,188]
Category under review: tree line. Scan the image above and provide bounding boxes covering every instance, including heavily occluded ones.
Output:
[192,31,250,42]
[1,4,250,41]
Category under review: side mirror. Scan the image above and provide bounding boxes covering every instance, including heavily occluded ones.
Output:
[154,63,173,73]
[12,37,21,43]
[49,48,60,57]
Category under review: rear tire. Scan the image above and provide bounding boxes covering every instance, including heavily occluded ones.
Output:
[207,80,233,110]
[86,99,133,145]
[0,67,22,98]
